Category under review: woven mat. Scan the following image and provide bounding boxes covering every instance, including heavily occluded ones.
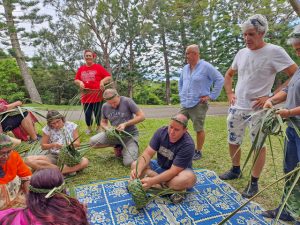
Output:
[72,169,286,225]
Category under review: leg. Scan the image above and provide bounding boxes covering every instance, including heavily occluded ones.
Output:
[93,101,103,131]
[25,155,58,170]
[190,103,208,160]
[219,108,246,180]
[196,130,205,151]
[229,143,241,166]
[252,147,266,178]
[20,114,38,140]
[123,137,139,166]
[62,157,89,174]
[167,169,197,190]
[83,103,93,132]
[89,131,116,148]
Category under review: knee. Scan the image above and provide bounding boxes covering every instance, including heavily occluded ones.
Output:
[123,158,134,167]
[81,158,89,168]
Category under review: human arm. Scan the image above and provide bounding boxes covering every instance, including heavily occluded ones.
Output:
[100,76,112,91]
[72,128,80,148]
[130,145,156,180]
[224,68,236,105]
[116,110,145,131]
[100,118,110,130]
[208,67,224,100]
[273,64,298,94]
[276,106,300,118]
[74,79,85,89]
[6,101,23,110]
[41,132,62,150]
[264,90,287,108]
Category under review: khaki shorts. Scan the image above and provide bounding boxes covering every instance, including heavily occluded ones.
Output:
[180,102,209,131]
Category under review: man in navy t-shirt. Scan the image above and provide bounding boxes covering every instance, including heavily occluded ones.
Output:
[130,114,196,202]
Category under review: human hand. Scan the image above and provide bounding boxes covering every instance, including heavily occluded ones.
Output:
[53,143,63,149]
[16,101,23,106]
[276,108,290,118]
[116,123,126,131]
[100,81,105,91]
[200,96,210,103]
[130,169,139,180]
[251,96,269,109]
[263,99,273,109]
[227,93,236,106]
[79,81,85,89]
[141,177,155,189]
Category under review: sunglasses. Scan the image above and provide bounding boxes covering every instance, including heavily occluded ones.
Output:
[250,18,263,27]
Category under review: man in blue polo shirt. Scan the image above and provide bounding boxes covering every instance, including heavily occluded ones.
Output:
[179,44,224,160]
[130,114,196,203]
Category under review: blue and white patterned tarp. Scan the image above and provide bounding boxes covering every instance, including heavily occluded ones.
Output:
[73,169,286,225]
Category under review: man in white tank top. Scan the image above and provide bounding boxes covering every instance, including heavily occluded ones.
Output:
[219,14,298,198]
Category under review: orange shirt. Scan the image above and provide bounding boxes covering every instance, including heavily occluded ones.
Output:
[0,151,32,184]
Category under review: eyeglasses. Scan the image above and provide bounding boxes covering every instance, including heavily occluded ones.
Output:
[250,18,263,27]
[0,150,12,159]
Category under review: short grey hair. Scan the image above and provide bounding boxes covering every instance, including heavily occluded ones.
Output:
[103,88,119,100]
[186,44,199,54]
[240,14,268,36]
[287,24,300,45]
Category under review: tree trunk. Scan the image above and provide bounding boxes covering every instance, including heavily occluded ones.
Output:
[161,27,171,105]
[3,0,42,103]
[289,0,300,16]
[127,41,134,98]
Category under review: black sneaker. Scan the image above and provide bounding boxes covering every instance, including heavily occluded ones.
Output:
[193,150,202,160]
[170,193,185,204]
[262,207,295,222]
[219,169,241,180]
[242,182,258,198]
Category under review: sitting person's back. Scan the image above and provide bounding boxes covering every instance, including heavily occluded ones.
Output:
[0,168,89,225]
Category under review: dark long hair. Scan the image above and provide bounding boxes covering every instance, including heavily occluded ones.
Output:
[0,168,89,225]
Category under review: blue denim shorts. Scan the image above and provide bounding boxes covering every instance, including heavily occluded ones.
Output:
[150,160,167,174]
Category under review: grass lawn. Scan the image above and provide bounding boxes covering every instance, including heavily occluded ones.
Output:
[33,115,286,211]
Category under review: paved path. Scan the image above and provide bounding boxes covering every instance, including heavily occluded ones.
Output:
[35,105,229,122]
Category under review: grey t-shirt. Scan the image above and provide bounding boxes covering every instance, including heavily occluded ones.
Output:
[102,96,140,133]
[284,68,300,128]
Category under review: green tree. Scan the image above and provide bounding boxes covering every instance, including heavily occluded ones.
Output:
[0,0,50,103]
[0,56,26,102]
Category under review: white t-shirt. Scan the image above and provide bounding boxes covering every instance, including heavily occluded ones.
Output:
[232,43,295,110]
[42,121,78,154]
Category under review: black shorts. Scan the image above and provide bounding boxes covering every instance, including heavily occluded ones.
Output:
[1,111,28,132]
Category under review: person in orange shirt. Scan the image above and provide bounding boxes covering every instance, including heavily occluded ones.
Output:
[0,134,32,209]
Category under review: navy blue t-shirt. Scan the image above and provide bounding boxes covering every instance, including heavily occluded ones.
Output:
[149,126,195,169]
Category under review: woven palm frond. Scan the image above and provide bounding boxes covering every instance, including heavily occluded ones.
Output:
[127,157,188,209]
[57,143,90,170]
[105,127,132,142]
[128,178,149,209]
